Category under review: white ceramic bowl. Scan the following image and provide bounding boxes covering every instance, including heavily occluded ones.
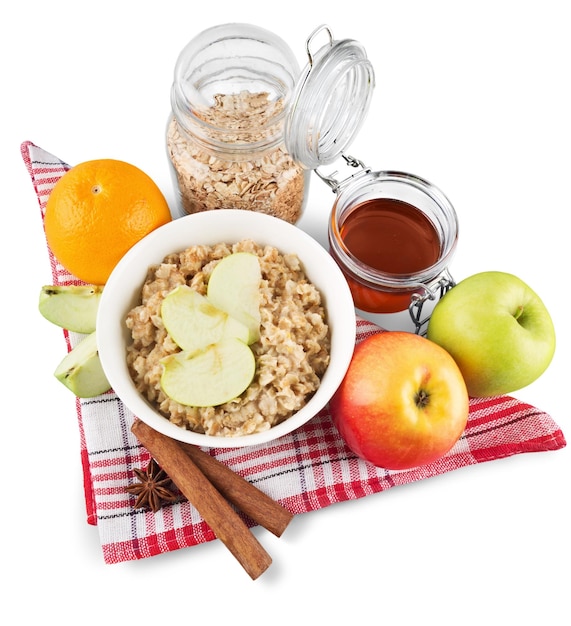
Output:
[97,209,356,448]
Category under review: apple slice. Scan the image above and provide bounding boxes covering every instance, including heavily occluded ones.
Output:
[39,284,103,333]
[160,337,255,407]
[54,331,111,398]
[161,285,249,353]
[207,252,262,344]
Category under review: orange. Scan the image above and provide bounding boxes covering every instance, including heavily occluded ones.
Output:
[44,159,172,285]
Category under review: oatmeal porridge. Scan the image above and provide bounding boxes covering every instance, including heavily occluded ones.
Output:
[126,239,330,437]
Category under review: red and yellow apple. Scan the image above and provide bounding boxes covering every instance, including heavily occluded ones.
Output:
[329,331,469,470]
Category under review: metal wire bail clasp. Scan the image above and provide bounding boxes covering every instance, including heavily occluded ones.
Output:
[305,23,334,64]
[409,269,456,335]
[315,153,371,193]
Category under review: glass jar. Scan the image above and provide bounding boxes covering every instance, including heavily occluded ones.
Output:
[167,23,309,223]
[282,25,458,331]
[327,168,458,320]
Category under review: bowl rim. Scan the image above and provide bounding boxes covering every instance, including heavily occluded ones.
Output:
[97,209,356,448]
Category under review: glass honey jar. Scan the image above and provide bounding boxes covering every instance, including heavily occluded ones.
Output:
[282,26,459,332]
[326,168,458,327]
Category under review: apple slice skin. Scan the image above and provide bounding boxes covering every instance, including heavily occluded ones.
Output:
[54,331,111,398]
[160,337,256,408]
[39,285,103,334]
[207,252,262,344]
[161,285,249,353]
[427,271,556,397]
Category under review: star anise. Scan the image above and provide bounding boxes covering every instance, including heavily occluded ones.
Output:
[126,458,178,512]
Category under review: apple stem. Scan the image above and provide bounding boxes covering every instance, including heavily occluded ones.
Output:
[513,305,524,321]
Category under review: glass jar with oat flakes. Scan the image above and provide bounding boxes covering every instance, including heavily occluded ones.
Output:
[167,23,309,223]
[167,23,375,224]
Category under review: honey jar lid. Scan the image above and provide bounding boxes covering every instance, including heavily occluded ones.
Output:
[284,25,375,170]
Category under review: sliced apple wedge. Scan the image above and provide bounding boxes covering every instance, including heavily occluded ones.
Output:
[54,331,111,398]
[39,284,103,333]
[161,285,249,353]
[207,252,262,344]
[160,337,255,407]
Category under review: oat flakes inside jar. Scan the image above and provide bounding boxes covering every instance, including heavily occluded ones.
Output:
[167,23,309,223]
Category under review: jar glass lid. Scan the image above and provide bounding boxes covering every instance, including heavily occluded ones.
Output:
[284,25,375,170]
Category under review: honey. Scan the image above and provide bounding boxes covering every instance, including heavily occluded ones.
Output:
[328,171,458,317]
[340,198,441,274]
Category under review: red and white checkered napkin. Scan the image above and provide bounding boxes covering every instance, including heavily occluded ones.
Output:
[22,140,566,565]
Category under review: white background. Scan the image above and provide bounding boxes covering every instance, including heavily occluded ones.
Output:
[2,1,569,623]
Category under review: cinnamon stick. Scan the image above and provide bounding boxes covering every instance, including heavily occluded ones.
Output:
[131,420,272,580]
[177,441,293,537]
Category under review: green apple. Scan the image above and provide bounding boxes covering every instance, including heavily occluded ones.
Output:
[54,331,111,397]
[160,337,256,407]
[161,285,249,353]
[427,271,556,397]
[39,284,103,333]
[329,331,469,470]
[207,252,262,344]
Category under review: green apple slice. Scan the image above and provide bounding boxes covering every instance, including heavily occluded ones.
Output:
[54,331,111,398]
[160,337,255,407]
[161,285,249,353]
[207,252,262,344]
[39,284,103,333]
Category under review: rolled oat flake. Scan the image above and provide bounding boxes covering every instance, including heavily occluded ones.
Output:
[167,23,375,223]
